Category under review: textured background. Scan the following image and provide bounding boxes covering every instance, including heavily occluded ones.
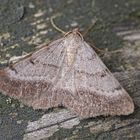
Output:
[0,0,140,139]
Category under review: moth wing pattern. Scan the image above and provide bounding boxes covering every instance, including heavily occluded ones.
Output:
[63,40,134,118]
[0,30,134,118]
[0,38,67,108]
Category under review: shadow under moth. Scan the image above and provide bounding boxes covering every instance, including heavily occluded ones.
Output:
[0,29,134,118]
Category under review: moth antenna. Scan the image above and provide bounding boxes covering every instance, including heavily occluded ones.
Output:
[90,43,104,53]
[50,15,84,41]
[83,19,119,53]
[50,14,66,34]
[83,19,105,53]
[73,29,84,41]
[83,18,97,37]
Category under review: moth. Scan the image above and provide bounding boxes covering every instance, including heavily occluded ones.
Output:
[0,29,134,118]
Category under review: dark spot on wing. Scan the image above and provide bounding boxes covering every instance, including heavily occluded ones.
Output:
[29,58,35,65]
[100,68,109,78]
[114,85,122,91]
[76,68,109,78]
[88,53,97,60]
[48,63,60,69]
[111,85,122,92]
[100,72,107,77]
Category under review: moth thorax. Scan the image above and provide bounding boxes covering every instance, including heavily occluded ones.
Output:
[66,44,78,66]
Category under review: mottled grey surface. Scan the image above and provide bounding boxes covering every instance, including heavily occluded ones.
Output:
[0,0,140,140]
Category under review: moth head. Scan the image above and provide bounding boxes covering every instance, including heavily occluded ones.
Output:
[64,28,84,42]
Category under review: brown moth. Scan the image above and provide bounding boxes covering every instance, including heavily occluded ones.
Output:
[0,29,134,118]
